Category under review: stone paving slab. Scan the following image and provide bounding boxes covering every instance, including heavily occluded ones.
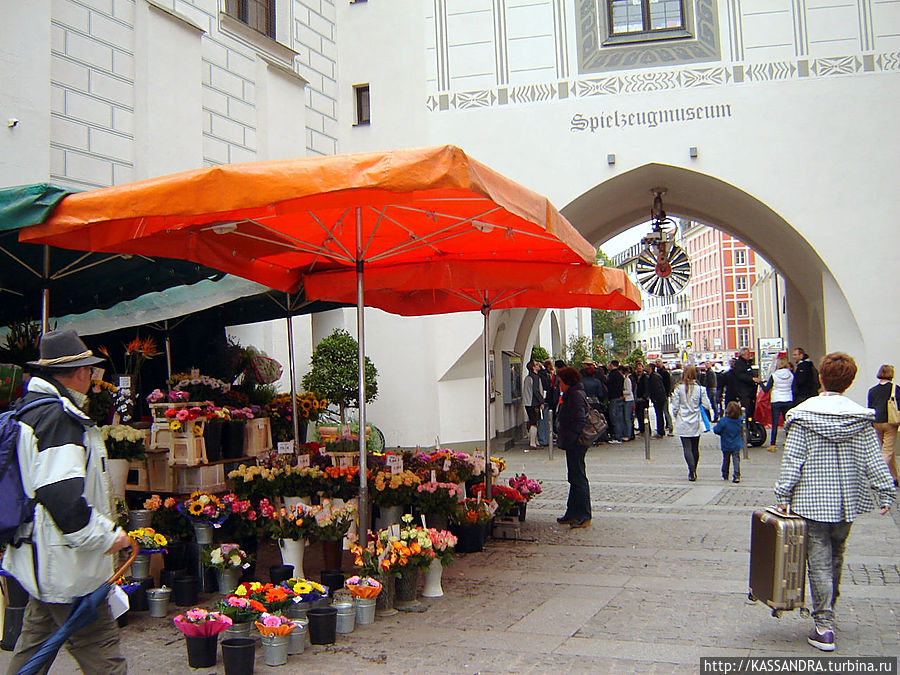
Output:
[1,436,897,673]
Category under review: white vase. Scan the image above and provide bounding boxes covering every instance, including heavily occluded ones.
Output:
[422,559,444,598]
[107,458,129,500]
[278,538,306,579]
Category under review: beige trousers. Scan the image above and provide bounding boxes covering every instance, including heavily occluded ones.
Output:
[874,422,899,483]
[5,595,126,675]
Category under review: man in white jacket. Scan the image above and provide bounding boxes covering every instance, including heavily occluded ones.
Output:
[775,352,895,653]
[3,329,131,674]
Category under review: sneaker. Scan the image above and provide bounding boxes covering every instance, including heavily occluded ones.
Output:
[608,439,622,444]
[569,518,591,529]
[732,477,741,484]
[523,448,530,453]
[807,626,835,652]
[767,445,777,453]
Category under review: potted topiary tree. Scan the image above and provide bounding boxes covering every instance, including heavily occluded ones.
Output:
[301,329,378,428]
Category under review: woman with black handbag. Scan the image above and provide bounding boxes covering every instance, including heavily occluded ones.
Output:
[555,367,591,529]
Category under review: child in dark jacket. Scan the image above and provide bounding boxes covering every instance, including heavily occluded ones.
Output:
[714,401,743,483]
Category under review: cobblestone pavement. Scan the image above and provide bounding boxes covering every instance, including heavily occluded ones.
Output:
[2,434,897,673]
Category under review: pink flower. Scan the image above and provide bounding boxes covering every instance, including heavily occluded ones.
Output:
[203,504,216,516]
[186,608,208,622]
[262,614,283,627]
[176,409,190,421]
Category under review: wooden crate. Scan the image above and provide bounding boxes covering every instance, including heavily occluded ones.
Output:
[152,421,205,450]
[175,464,225,493]
[147,452,175,492]
[149,401,204,422]
[244,418,272,456]
[168,436,207,467]
[125,459,149,492]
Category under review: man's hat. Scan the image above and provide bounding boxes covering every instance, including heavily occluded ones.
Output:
[582,358,595,366]
[27,329,105,369]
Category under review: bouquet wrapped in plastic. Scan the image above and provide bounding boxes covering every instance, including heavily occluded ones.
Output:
[343,575,382,599]
[173,608,232,637]
[254,613,296,637]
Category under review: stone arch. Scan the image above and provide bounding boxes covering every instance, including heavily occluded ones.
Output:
[556,162,869,360]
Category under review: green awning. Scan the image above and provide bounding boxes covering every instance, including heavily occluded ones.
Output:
[0,183,73,231]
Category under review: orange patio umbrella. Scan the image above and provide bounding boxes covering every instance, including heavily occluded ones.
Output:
[22,145,596,533]
[303,260,641,496]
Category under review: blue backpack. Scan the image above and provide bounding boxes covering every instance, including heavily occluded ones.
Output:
[0,397,60,546]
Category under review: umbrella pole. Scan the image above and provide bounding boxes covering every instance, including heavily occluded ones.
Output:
[355,208,369,542]
[164,320,172,379]
[287,294,300,454]
[483,306,492,499]
[41,245,50,333]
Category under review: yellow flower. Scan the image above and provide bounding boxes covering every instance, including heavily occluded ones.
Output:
[169,420,182,431]
[153,533,167,547]
[188,502,204,516]
[235,585,247,596]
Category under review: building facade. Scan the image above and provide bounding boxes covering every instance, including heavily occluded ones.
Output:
[4,0,898,445]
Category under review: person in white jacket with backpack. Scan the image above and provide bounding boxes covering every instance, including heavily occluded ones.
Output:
[759,356,795,452]
[671,365,712,482]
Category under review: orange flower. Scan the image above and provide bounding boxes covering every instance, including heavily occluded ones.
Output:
[125,337,142,355]
[410,542,421,555]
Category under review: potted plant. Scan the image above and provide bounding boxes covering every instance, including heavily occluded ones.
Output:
[371,469,422,528]
[217,595,265,639]
[508,473,542,521]
[301,329,378,427]
[422,528,457,598]
[265,391,325,443]
[172,608,232,669]
[99,424,146,499]
[308,499,357,570]
[179,491,230,545]
[257,498,316,578]
[254,613,296,666]
[127,527,168,579]
[204,543,251,594]
[412,481,463,530]
[232,582,296,614]
[449,498,495,553]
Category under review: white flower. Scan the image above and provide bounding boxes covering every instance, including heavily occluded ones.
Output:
[211,550,224,565]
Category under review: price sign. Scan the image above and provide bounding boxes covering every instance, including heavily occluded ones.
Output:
[296,453,310,468]
[420,514,427,528]
[386,454,403,475]
[443,459,451,472]
[117,376,132,391]
[337,455,353,469]
[430,470,437,483]
[389,524,401,538]
[473,448,486,460]
[277,441,294,455]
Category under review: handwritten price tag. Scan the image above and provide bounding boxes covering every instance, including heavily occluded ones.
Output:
[430,470,437,483]
[420,514,427,528]
[337,455,353,469]
[389,524,401,538]
[277,441,294,455]
[386,454,403,475]
[443,458,451,472]
[473,448,486,460]
[296,453,310,468]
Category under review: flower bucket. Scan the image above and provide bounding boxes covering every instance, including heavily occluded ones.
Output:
[395,566,422,611]
[185,634,218,669]
[320,570,344,595]
[278,538,305,579]
[172,575,199,607]
[517,502,527,522]
[193,522,214,546]
[203,422,223,462]
[287,619,308,655]
[221,637,256,675]
[334,599,355,634]
[375,574,396,617]
[307,606,337,645]
[285,601,309,621]
[223,621,253,641]
[221,420,245,459]
[451,523,485,553]
[131,553,151,579]
[355,597,376,625]
[268,564,293,586]
[261,634,289,667]
[128,509,153,529]
[129,578,152,612]
[422,559,444,598]
[217,568,241,595]
[163,541,188,570]
[147,587,171,618]
[321,539,342,570]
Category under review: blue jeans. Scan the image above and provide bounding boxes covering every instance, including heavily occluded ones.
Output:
[721,450,740,479]
[623,400,635,439]
[564,445,591,520]
[770,401,792,445]
[536,407,550,445]
[805,519,852,630]
[608,397,626,441]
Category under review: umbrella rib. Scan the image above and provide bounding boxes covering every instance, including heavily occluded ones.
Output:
[0,287,25,297]
[308,210,356,262]
[0,244,41,278]
[52,254,128,281]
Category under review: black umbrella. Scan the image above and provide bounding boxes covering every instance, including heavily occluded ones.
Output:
[16,540,138,675]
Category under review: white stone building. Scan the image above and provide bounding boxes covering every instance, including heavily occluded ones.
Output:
[4,0,898,448]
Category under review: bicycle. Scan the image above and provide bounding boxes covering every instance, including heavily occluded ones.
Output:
[314,406,386,453]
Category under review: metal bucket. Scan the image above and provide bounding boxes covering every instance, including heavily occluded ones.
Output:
[128,509,153,529]
[286,601,309,621]
[130,554,151,579]
[261,633,289,667]
[146,587,171,618]
[287,619,308,654]
[334,599,355,634]
[355,597,376,625]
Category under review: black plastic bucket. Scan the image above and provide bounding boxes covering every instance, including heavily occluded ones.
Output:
[307,606,337,645]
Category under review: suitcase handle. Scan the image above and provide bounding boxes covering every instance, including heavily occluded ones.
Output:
[766,505,801,519]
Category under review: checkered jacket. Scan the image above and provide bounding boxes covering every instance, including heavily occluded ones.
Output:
[774,393,896,522]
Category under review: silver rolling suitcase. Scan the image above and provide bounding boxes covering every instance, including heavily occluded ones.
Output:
[748,507,808,617]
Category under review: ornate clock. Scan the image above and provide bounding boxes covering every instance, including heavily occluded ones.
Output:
[636,189,691,297]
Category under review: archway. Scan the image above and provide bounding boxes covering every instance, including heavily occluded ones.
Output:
[556,163,870,364]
